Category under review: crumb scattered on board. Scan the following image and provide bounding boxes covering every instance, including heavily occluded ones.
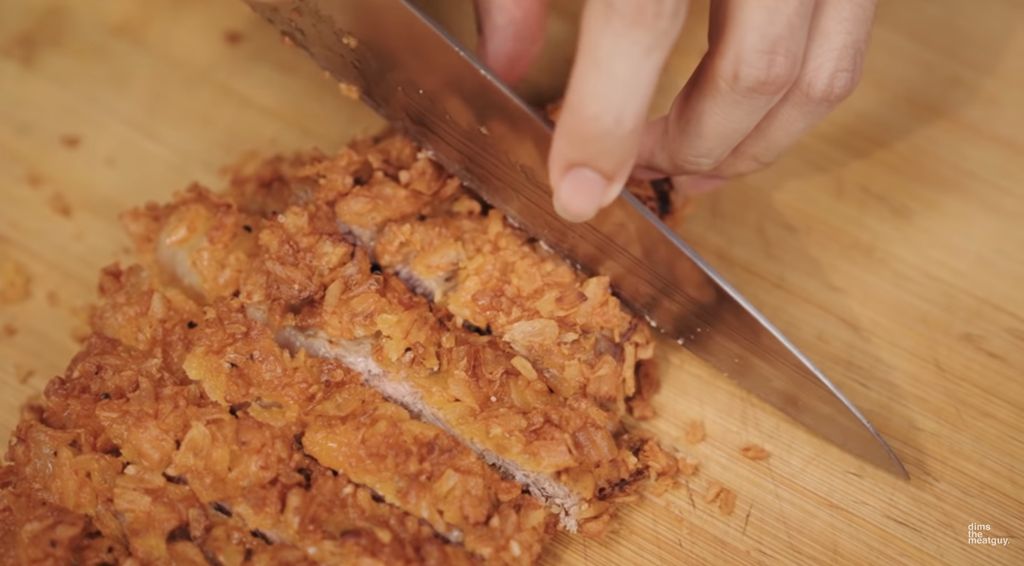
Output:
[223,29,244,45]
[0,257,31,305]
[705,480,737,516]
[69,304,92,343]
[717,488,737,516]
[705,481,723,504]
[338,82,361,100]
[684,420,706,444]
[13,363,35,385]
[341,33,358,48]
[677,457,700,477]
[59,134,81,149]
[25,171,44,191]
[740,444,770,461]
[48,192,73,218]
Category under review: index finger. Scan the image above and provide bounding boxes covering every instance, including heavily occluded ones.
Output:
[549,0,688,222]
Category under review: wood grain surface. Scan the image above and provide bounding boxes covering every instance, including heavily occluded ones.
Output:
[1,1,1022,564]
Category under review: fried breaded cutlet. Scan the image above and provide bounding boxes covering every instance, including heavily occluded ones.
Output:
[1,133,683,564]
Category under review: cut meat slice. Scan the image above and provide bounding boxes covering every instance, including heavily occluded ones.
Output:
[215,133,661,418]
[372,205,656,416]
[1,131,686,564]
[177,302,553,563]
[90,262,550,563]
[134,186,682,534]
[0,279,480,566]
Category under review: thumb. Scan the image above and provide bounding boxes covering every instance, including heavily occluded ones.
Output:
[549,0,687,222]
[475,0,549,85]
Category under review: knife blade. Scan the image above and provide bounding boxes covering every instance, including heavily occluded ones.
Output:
[246,0,907,479]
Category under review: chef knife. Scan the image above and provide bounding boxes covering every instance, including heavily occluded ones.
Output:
[246,0,907,479]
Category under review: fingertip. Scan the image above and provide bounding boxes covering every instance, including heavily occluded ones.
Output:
[552,166,610,223]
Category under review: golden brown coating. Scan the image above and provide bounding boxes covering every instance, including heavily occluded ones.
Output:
[1,271,481,565]
[180,303,552,563]
[373,206,655,415]
[2,131,683,563]
[128,139,682,533]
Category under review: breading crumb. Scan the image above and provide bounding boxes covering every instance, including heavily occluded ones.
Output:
[59,134,81,149]
[740,444,770,461]
[0,256,31,304]
[338,82,361,100]
[717,488,737,516]
[677,457,700,477]
[705,481,723,504]
[25,171,44,190]
[684,420,706,445]
[223,29,244,45]
[704,481,736,515]
[341,33,359,48]
[48,192,73,218]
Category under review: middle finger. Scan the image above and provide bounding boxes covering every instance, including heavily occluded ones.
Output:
[638,0,817,176]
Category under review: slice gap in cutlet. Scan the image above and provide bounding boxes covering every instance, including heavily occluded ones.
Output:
[240,133,664,419]
[91,262,551,564]
[134,175,684,535]
[178,301,553,563]
[4,338,452,565]
[369,204,658,417]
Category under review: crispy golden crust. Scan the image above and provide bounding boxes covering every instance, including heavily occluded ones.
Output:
[181,303,552,563]
[2,400,319,565]
[209,134,662,419]
[2,271,481,565]
[3,131,683,563]
[372,206,656,415]
[132,140,681,533]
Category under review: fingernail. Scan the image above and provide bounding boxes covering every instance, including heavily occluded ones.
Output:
[553,167,609,223]
[673,175,726,195]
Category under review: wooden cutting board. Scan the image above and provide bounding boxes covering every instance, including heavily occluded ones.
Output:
[1,0,1022,564]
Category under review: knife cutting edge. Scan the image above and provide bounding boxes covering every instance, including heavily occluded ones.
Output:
[246,0,908,479]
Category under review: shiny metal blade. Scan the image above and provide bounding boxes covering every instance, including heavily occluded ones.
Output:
[247,0,907,478]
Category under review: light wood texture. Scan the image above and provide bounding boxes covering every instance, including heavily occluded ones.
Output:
[1,1,1021,564]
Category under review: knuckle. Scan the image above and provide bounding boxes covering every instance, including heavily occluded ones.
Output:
[718,49,802,98]
[796,64,862,105]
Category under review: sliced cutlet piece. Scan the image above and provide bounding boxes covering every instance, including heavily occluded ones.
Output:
[1,467,131,565]
[4,376,323,564]
[372,203,657,416]
[92,261,548,564]
[217,134,660,418]
[179,303,552,564]
[219,133,464,243]
[39,281,481,566]
[133,192,682,535]
[276,250,677,534]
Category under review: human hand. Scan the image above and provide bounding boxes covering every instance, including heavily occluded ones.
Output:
[475,0,877,222]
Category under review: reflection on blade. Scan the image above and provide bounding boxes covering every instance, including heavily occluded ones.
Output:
[246,0,907,478]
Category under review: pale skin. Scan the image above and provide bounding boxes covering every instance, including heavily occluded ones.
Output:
[475,0,878,222]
